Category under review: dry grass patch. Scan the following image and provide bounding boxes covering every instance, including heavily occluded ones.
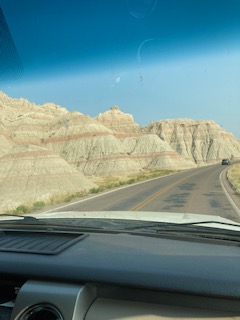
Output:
[93,169,176,189]
[227,163,240,195]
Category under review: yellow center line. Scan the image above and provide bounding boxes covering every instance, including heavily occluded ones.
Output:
[129,167,211,211]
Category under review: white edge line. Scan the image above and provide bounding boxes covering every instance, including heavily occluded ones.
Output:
[220,169,240,217]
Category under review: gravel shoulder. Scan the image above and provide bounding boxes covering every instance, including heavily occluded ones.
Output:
[221,165,240,217]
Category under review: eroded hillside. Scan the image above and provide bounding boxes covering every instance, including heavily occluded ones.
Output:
[142,119,240,165]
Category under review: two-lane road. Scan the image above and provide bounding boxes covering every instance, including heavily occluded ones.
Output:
[51,164,240,222]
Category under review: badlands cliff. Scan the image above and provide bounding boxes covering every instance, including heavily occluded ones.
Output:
[142,119,240,165]
[96,106,139,133]
[0,144,97,211]
[0,91,240,212]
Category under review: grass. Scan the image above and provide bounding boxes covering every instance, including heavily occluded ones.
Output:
[91,169,175,192]
[13,205,31,214]
[32,201,45,210]
[0,169,177,216]
[227,163,240,195]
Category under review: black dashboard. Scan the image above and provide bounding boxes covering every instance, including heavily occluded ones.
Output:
[1,230,240,319]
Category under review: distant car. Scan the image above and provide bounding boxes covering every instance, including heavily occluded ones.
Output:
[222,159,230,165]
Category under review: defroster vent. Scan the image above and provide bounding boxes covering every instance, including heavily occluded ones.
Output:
[0,230,87,254]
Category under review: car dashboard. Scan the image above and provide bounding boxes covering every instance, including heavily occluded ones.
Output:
[1,229,240,320]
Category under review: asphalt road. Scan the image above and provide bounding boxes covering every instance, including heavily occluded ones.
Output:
[52,164,240,222]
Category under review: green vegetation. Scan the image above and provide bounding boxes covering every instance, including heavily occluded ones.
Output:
[2,202,46,216]
[227,163,240,195]
[91,169,175,193]
[13,205,31,215]
[1,169,177,216]
[63,190,88,202]
[64,194,76,202]
[32,201,45,210]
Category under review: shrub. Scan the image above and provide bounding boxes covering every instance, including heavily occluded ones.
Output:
[14,205,31,214]
[64,194,75,202]
[32,201,45,210]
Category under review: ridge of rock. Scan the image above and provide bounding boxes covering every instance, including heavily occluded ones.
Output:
[142,119,240,164]
[95,106,139,133]
[0,91,68,115]
[0,144,97,212]
[121,134,196,170]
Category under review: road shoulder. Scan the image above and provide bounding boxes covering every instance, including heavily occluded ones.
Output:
[220,167,240,218]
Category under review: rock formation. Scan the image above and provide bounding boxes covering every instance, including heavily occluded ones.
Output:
[121,134,196,170]
[95,106,140,134]
[143,119,240,165]
[44,112,141,176]
[0,91,67,146]
[0,144,97,212]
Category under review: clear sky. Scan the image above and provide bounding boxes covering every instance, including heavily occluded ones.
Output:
[1,0,240,138]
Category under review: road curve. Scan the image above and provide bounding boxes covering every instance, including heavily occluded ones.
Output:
[51,164,240,222]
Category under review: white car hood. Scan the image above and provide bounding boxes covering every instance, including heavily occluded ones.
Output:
[33,211,240,231]
[1,211,240,231]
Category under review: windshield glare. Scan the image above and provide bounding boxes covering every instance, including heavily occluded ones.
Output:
[0,0,240,231]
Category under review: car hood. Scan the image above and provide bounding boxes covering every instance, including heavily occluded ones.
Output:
[1,211,240,231]
[27,211,240,231]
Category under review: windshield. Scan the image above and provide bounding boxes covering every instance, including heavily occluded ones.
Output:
[0,0,240,231]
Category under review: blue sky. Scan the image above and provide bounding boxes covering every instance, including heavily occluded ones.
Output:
[1,0,240,137]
